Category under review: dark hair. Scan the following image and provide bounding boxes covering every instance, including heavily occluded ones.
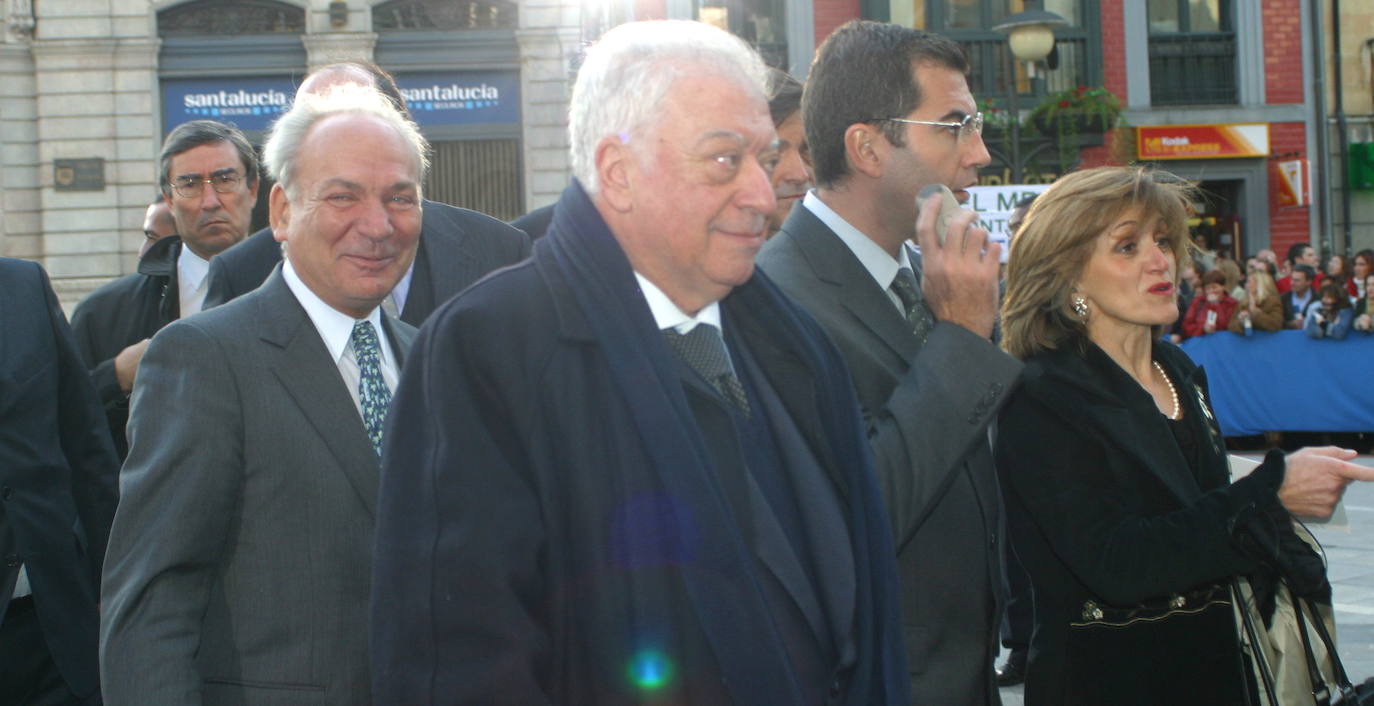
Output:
[1201,270,1228,288]
[1263,259,1277,278]
[313,61,410,119]
[1013,194,1037,211]
[1286,242,1312,265]
[1355,249,1374,268]
[158,120,259,196]
[804,21,969,187]
[1319,280,1352,309]
[1292,264,1316,282]
[767,69,804,127]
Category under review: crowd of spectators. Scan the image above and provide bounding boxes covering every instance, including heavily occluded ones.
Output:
[1172,238,1372,343]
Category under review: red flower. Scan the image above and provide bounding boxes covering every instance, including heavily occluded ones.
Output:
[1059,99,1071,108]
[1076,85,1087,94]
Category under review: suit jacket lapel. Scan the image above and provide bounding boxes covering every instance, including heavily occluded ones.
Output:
[779,206,920,363]
[403,201,478,325]
[256,270,382,517]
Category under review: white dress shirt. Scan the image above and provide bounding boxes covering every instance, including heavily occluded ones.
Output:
[635,272,723,335]
[802,190,913,314]
[177,244,211,316]
[282,260,399,418]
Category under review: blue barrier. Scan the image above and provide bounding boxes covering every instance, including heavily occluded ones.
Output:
[1179,330,1374,436]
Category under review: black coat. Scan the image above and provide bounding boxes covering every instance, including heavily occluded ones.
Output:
[70,235,184,460]
[203,200,531,326]
[0,258,120,699]
[994,340,1283,705]
[370,183,907,705]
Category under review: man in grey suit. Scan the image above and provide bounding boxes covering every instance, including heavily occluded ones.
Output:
[757,21,1022,705]
[100,84,426,705]
[204,61,530,323]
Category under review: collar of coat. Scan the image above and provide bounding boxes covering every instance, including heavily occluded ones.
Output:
[136,234,182,278]
[1019,338,1231,503]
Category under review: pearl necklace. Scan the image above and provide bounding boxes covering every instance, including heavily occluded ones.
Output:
[1153,360,1180,420]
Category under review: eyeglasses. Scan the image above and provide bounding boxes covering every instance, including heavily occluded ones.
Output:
[171,172,244,199]
[874,112,984,141]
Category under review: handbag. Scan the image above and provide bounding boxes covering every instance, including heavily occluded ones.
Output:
[1233,519,1374,705]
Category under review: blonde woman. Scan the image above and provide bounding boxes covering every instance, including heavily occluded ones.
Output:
[995,166,1369,705]
[1229,269,1283,334]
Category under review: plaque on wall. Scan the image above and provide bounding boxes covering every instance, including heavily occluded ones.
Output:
[54,158,105,191]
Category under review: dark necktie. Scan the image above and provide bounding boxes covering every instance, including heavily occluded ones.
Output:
[350,320,392,456]
[890,266,934,343]
[662,324,751,417]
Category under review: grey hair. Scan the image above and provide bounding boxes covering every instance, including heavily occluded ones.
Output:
[262,83,430,200]
[569,20,769,194]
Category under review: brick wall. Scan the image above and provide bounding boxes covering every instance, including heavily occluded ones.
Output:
[1267,121,1311,256]
[1078,1,1128,168]
[813,0,859,48]
[1263,0,1304,104]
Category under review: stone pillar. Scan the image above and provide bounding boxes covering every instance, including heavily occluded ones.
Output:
[302,32,379,70]
[0,42,38,263]
[515,23,579,211]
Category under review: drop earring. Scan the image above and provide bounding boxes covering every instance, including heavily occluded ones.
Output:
[1071,294,1089,321]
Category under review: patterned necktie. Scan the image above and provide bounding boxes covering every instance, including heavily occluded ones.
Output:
[890,266,934,343]
[350,320,392,456]
[662,324,751,417]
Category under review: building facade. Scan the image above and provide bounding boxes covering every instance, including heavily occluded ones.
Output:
[4,0,1365,304]
[0,0,579,307]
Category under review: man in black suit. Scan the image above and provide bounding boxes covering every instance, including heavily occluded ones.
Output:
[757,22,1022,705]
[71,120,259,459]
[1282,264,1318,329]
[0,258,120,705]
[370,20,907,705]
[204,62,530,324]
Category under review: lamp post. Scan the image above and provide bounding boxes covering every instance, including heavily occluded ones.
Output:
[991,9,1067,183]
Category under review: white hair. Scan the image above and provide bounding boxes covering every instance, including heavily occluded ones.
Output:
[569,20,770,194]
[263,83,430,199]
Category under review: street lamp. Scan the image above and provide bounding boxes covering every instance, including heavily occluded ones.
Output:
[991,9,1068,183]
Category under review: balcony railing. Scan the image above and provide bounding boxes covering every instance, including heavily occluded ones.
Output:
[955,35,1092,107]
[1148,33,1238,106]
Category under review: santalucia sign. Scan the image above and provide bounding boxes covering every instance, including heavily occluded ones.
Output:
[183,89,291,110]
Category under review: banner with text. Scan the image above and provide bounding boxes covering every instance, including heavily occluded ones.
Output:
[965,184,1051,262]
[396,71,519,127]
[162,76,295,132]
[1137,123,1270,161]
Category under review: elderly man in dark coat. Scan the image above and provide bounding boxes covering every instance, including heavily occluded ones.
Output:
[370,20,907,706]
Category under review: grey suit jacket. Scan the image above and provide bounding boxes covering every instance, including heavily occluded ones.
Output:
[100,268,417,706]
[757,204,1022,706]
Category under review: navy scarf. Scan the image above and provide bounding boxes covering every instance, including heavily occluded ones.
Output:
[539,181,907,706]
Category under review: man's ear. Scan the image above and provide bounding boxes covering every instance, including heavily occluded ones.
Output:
[843,122,887,180]
[246,176,261,202]
[594,135,636,213]
[268,183,290,243]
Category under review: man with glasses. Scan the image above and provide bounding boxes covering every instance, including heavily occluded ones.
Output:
[757,21,1022,705]
[71,120,258,459]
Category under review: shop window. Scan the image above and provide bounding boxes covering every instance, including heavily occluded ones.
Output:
[1147,0,1237,105]
[425,139,523,221]
[373,0,517,31]
[158,0,304,35]
[694,0,788,69]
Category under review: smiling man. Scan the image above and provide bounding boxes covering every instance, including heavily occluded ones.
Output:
[757,21,1023,705]
[71,120,258,460]
[100,85,423,706]
[370,20,907,706]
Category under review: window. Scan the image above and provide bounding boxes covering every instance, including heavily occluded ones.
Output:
[899,0,1099,108]
[373,0,517,31]
[1147,0,1236,105]
[694,0,788,69]
[157,0,304,35]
